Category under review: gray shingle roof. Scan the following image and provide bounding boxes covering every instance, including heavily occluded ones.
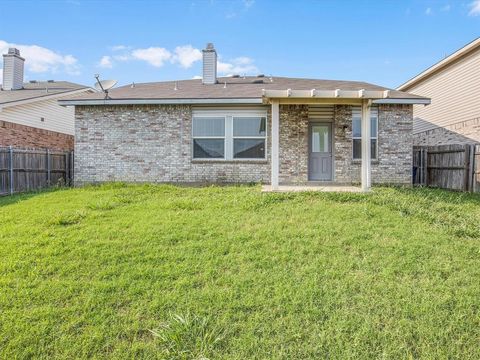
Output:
[60,76,427,102]
[0,81,88,105]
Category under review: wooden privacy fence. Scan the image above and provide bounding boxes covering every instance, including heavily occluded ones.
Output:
[0,147,73,196]
[413,144,480,192]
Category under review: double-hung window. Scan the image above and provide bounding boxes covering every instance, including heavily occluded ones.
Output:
[192,111,267,160]
[352,106,378,160]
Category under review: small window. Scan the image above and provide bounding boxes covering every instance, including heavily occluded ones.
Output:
[192,117,225,159]
[40,117,45,122]
[352,115,378,160]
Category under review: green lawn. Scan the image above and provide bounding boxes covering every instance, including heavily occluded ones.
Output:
[0,184,479,359]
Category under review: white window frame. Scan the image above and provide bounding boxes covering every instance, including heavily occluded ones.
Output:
[352,107,378,160]
[192,109,268,161]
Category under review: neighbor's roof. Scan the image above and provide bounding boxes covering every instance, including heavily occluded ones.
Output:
[398,37,480,91]
[59,76,429,106]
[0,81,90,106]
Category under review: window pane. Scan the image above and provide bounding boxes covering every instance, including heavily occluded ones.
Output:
[312,125,329,153]
[353,139,361,159]
[233,117,266,136]
[353,139,377,159]
[352,118,361,138]
[233,139,265,158]
[371,139,377,159]
[193,117,225,137]
[193,139,224,158]
[371,117,378,137]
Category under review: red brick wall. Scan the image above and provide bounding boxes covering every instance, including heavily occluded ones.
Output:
[0,120,73,150]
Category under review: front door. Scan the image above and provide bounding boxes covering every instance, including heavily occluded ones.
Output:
[309,123,332,181]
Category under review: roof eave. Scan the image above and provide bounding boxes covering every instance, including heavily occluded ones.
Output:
[397,37,480,91]
[58,98,265,106]
[0,87,93,109]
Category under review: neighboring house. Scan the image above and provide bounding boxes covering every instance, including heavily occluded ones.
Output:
[60,43,429,191]
[0,48,92,150]
[397,38,480,146]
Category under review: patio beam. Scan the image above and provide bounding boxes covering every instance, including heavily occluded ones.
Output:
[361,99,372,192]
[271,100,280,190]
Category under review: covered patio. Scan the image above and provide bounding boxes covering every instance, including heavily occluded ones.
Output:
[263,88,429,192]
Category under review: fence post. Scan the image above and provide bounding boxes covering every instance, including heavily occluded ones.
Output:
[464,144,470,192]
[424,148,429,186]
[65,152,69,186]
[70,151,74,186]
[9,146,14,195]
[47,149,51,186]
[469,144,475,192]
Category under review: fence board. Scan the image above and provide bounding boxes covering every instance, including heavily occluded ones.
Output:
[0,147,73,196]
[413,144,478,192]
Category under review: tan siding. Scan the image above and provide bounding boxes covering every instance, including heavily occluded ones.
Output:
[405,48,480,134]
[0,95,75,135]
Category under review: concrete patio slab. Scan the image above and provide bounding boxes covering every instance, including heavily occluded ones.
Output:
[261,185,364,193]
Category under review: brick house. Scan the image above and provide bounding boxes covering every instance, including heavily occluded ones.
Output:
[60,44,429,191]
[0,48,92,150]
[397,38,480,146]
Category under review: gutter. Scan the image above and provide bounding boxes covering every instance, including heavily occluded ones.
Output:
[58,97,430,106]
[58,98,264,106]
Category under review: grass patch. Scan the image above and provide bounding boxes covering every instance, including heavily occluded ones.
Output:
[150,313,227,359]
[0,184,479,359]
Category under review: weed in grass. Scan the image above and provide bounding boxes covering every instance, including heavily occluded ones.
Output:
[48,210,87,226]
[87,200,119,211]
[149,313,227,360]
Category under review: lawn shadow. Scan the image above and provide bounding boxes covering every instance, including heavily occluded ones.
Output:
[0,187,69,207]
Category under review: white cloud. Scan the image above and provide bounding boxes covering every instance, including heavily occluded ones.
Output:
[98,44,259,75]
[243,0,255,8]
[469,0,480,15]
[218,56,259,75]
[172,45,202,68]
[98,55,113,68]
[111,45,129,51]
[425,7,432,15]
[131,47,172,67]
[0,40,80,75]
[441,4,451,11]
[192,75,202,80]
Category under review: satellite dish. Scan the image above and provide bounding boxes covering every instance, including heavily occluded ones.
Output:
[94,79,117,92]
[94,74,117,99]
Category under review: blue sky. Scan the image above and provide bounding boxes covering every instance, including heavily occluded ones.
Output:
[0,0,479,89]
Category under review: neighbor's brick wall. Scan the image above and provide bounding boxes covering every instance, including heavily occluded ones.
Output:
[334,104,413,184]
[413,118,480,146]
[0,120,74,150]
[74,103,413,185]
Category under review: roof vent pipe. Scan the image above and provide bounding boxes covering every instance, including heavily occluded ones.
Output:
[2,48,25,90]
[202,43,217,85]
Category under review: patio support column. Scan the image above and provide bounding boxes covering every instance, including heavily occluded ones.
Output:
[361,99,372,192]
[271,100,280,190]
